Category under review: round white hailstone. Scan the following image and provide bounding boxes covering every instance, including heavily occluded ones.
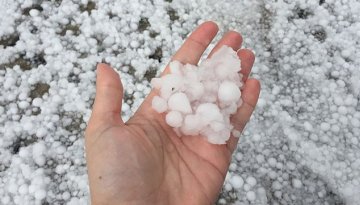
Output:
[169,61,182,75]
[287,161,296,170]
[274,191,282,198]
[292,179,302,188]
[159,76,185,99]
[224,182,232,191]
[33,142,46,156]
[168,92,192,114]
[163,74,184,92]
[62,192,71,200]
[272,181,282,190]
[130,40,140,48]
[23,122,33,131]
[8,183,18,194]
[218,81,241,103]
[19,92,28,100]
[186,82,204,101]
[55,165,65,174]
[303,121,313,131]
[222,102,238,115]
[256,154,265,163]
[203,81,219,94]
[243,184,251,191]
[320,122,330,131]
[21,164,32,179]
[181,114,202,135]
[36,128,47,138]
[335,171,342,178]
[2,196,10,204]
[19,148,29,158]
[276,162,283,169]
[56,145,66,154]
[4,78,15,89]
[103,36,115,47]
[18,184,29,195]
[230,175,244,189]
[32,142,46,166]
[211,46,241,73]
[144,47,152,56]
[253,134,261,141]
[268,157,277,167]
[152,96,167,113]
[257,187,268,203]
[257,98,266,108]
[351,137,359,145]
[334,96,344,105]
[151,78,163,89]
[34,189,46,200]
[166,111,183,128]
[218,198,227,204]
[246,176,257,187]
[310,134,319,141]
[18,101,30,109]
[206,128,230,144]
[32,98,42,107]
[34,156,46,166]
[246,191,256,201]
[338,106,347,115]
[28,184,36,194]
[183,65,199,81]
[351,118,360,127]
[232,129,241,138]
[341,49,351,58]
[229,163,237,171]
[29,9,39,17]
[210,121,225,132]
[196,103,222,122]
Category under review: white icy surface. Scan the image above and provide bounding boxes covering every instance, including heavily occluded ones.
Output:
[0,0,360,204]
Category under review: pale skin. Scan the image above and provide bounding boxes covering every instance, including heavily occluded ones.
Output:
[85,21,261,205]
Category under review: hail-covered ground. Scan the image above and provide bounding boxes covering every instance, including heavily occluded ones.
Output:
[0,0,359,204]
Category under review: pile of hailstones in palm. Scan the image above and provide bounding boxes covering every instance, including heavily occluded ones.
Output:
[151,45,243,144]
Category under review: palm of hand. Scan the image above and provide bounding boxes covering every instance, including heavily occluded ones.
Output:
[85,22,260,205]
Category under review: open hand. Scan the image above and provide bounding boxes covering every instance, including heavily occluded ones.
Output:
[85,21,260,205]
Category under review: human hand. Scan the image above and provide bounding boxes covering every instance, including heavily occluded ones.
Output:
[85,21,260,205]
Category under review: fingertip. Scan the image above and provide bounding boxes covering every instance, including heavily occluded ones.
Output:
[208,30,243,57]
[238,49,255,81]
[201,21,219,32]
[238,49,255,64]
[96,63,117,78]
[226,31,243,49]
[170,20,219,66]
[192,21,219,46]
[97,63,110,72]
[96,63,122,87]
[247,78,261,88]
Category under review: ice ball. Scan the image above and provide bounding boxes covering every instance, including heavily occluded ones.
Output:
[166,111,183,128]
[218,81,241,103]
[150,45,243,144]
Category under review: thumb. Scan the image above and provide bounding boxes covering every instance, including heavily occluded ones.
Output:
[90,63,124,126]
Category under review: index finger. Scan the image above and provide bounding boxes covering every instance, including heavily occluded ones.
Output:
[162,21,219,74]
